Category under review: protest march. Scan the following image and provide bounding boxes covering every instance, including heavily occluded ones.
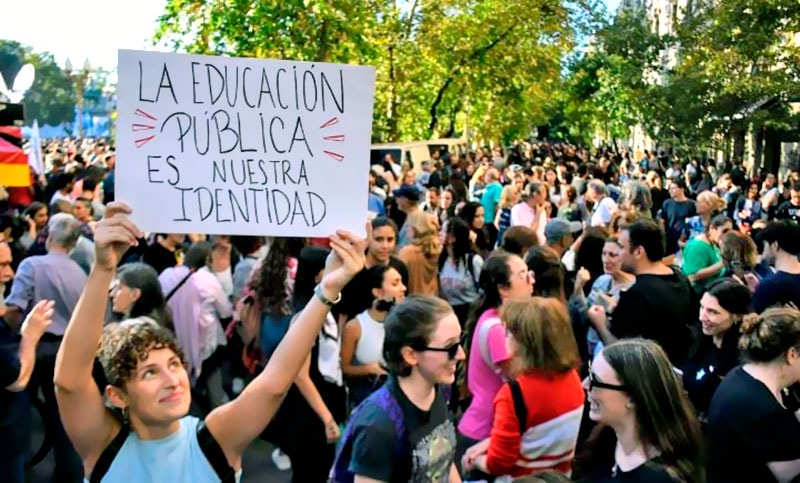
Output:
[2,2,800,482]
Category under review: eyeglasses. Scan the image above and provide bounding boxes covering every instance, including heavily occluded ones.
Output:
[588,372,627,392]
[412,334,464,360]
[514,269,535,284]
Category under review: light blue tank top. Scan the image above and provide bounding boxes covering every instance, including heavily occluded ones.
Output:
[89,415,242,483]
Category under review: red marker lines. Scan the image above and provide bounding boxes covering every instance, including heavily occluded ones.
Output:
[323,134,345,142]
[324,150,344,162]
[135,135,156,148]
[320,117,338,129]
[132,124,155,131]
[134,108,158,121]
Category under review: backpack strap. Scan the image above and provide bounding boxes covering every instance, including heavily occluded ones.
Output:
[332,384,407,483]
[509,379,527,435]
[477,316,503,373]
[196,421,237,483]
[89,424,131,483]
[466,253,478,288]
[165,270,194,302]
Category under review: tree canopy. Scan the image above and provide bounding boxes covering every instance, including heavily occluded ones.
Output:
[154,0,603,143]
[552,0,800,152]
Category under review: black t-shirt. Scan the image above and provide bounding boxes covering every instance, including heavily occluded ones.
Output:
[142,242,178,275]
[659,199,696,254]
[0,322,31,460]
[334,257,409,321]
[751,271,800,314]
[775,201,800,223]
[707,366,800,482]
[611,269,695,365]
[577,427,684,483]
[681,326,741,417]
[348,376,456,482]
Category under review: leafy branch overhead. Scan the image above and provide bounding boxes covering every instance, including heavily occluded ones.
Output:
[552,0,800,150]
[154,0,595,143]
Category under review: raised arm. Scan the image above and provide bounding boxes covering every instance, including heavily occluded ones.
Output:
[205,226,369,467]
[54,202,141,467]
[6,300,53,391]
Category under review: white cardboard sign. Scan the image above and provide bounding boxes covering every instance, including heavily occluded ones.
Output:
[116,49,375,237]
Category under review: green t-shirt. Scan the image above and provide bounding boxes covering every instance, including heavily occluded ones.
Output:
[682,237,721,291]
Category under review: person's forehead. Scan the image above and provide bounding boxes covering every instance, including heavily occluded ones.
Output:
[0,243,11,260]
[700,292,722,310]
[138,347,178,366]
[507,255,526,271]
[592,353,619,381]
[428,313,461,343]
[373,226,395,238]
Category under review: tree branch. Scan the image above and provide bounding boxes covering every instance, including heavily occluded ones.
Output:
[405,0,419,39]
[429,23,517,133]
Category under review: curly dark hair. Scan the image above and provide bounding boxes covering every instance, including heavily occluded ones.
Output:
[98,322,186,387]
[251,238,306,315]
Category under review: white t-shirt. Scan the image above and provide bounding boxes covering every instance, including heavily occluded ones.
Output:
[353,310,385,366]
[591,197,617,227]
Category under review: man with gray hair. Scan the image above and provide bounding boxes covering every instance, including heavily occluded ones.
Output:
[46,212,96,274]
[586,179,617,227]
[4,212,88,481]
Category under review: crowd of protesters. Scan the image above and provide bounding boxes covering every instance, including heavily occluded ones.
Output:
[1,137,800,482]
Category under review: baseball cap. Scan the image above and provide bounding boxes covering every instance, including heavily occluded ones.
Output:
[544,218,582,244]
[393,185,421,202]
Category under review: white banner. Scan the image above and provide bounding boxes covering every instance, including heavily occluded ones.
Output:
[116,49,375,236]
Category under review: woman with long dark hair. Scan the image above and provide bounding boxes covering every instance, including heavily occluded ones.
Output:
[439,217,483,327]
[111,262,171,329]
[457,252,534,473]
[577,339,703,482]
[246,237,306,362]
[439,187,459,227]
[261,246,347,482]
[459,201,492,256]
[681,278,750,417]
[341,265,406,408]
[20,201,50,255]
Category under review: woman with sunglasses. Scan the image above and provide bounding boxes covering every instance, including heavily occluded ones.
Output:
[461,297,585,479]
[332,296,465,482]
[53,203,367,482]
[577,339,702,482]
[457,252,534,474]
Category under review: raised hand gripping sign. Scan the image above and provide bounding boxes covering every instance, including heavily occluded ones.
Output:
[117,49,376,237]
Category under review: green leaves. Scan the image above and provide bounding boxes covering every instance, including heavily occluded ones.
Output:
[154,0,582,142]
[554,0,800,152]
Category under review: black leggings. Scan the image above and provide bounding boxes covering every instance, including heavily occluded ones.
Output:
[261,387,342,482]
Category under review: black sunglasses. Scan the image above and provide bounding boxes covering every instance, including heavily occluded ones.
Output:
[588,372,627,392]
[412,334,464,360]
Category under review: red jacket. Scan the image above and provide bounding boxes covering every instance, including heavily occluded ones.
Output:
[485,369,585,478]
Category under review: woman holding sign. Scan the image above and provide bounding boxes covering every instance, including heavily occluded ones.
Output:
[53,202,367,482]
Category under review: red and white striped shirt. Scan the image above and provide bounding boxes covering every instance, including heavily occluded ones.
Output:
[485,369,585,479]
